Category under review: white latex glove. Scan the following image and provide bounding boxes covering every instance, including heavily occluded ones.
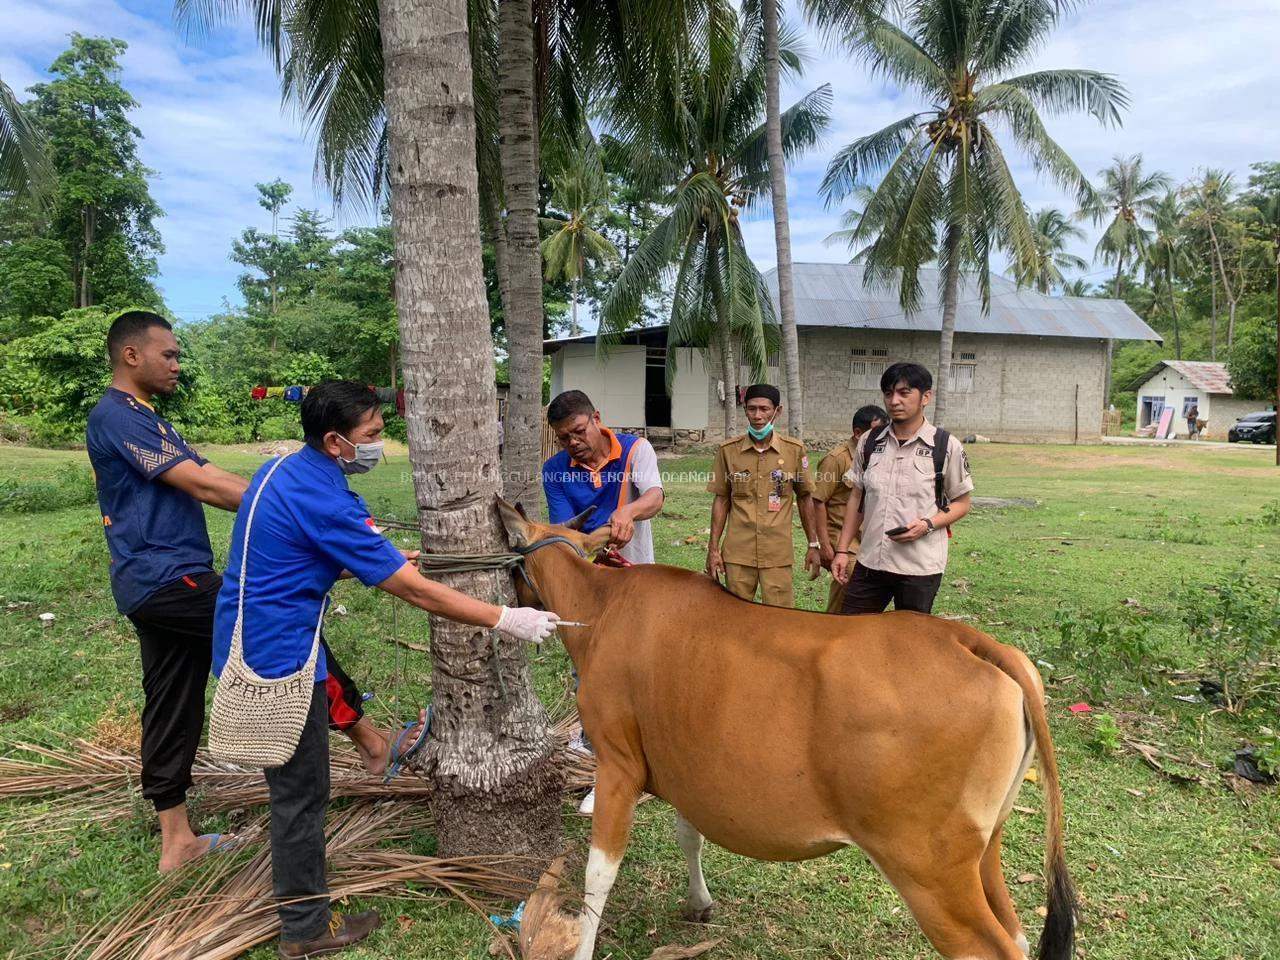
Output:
[494,606,560,643]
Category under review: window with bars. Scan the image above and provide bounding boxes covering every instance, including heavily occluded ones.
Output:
[850,358,891,390]
[949,363,976,393]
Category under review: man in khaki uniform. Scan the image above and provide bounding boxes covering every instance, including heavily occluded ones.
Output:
[831,363,973,615]
[706,384,819,607]
[813,404,887,612]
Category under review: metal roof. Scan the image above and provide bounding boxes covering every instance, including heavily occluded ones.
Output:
[543,262,1161,350]
[763,262,1162,342]
[1128,359,1234,394]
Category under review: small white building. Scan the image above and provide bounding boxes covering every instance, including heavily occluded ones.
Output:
[546,262,1158,445]
[1128,360,1263,440]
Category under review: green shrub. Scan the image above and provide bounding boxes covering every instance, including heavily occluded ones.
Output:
[1091,713,1122,755]
[0,463,96,513]
[1181,570,1280,714]
[1262,500,1280,527]
[1049,608,1162,703]
[256,412,303,441]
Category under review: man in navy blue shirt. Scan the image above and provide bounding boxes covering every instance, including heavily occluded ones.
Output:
[213,381,559,957]
[87,311,250,873]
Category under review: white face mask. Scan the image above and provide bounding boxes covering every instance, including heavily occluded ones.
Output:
[335,433,384,475]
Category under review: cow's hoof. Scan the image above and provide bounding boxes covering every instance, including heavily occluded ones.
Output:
[682,901,716,923]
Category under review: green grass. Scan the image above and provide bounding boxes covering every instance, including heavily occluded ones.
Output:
[1,441,1279,958]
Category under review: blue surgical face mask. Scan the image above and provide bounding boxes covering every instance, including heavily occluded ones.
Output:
[336,434,384,475]
[746,421,774,441]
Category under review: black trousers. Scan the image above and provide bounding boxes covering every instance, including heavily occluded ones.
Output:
[266,682,331,941]
[839,562,943,615]
[127,571,220,812]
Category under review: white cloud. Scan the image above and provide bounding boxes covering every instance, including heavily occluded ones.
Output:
[750,0,1280,284]
[5,0,1278,316]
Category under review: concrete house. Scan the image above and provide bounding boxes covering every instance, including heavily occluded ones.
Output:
[1128,360,1262,439]
[545,262,1159,445]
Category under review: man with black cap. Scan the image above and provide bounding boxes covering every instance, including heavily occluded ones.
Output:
[705,384,819,607]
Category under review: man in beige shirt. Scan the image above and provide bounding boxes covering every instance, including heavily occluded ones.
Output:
[813,404,887,612]
[831,363,973,614]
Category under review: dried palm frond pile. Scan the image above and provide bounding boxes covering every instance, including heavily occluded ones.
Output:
[0,712,596,832]
[72,802,543,960]
[0,712,603,959]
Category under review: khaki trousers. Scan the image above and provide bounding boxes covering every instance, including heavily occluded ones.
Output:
[825,576,847,614]
[724,563,794,607]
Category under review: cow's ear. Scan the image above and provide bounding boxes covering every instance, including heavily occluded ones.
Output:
[514,502,529,520]
[583,526,612,556]
[563,505,596,531]
[495,497,530,548]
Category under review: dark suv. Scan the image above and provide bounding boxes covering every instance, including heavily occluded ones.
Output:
[1228,411,1276,444]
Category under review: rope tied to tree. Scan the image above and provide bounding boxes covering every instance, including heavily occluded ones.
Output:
[373,517,526,575]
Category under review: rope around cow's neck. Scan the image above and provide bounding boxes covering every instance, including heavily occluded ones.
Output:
[373,516,526,575]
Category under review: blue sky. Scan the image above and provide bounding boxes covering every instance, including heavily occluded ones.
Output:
[4,0,1278,323]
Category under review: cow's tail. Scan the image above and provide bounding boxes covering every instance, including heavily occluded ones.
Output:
[981,641,1076,960]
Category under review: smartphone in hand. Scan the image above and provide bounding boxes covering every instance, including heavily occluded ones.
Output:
[885,525,910,537]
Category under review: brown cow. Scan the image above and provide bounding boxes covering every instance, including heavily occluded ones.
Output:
[496,500,1075,960]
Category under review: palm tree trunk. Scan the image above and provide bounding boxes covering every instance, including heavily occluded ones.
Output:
[1209,268,1218,360]
[709,235,737,437]
[570,276,581,336]
[482,189,514,327]
[933,226,961,427]
[1167,259,1182,361]
[377,0,560,868]
[79,204,94,308]
[762,0,803,439]
[496,0,546,517]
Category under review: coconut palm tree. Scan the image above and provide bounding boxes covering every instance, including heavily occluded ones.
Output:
[756,0,806,437]
[1143,190,1190,359]
[1183,168,1245,352]
[598,10,831,437]
[1080,154,1169,301]
[1016,206,1087,294]
[820,0,1127,426]
[0,74,51,199]
[540,136,619,334]
[1061,277,1093,297]
[180,0,563,863]
[381,0,564,864]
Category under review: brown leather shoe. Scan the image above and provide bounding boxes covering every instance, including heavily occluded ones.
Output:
[278,910,381,958]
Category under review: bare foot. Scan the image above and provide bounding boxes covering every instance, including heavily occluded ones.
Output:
[157,834,227,874]
[356,710,428,777]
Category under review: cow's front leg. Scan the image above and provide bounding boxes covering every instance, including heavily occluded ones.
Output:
[573,762,641,960]
[674,812,715,922]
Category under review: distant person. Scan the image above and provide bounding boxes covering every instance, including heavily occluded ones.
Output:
[212,380,560,957]
[831,363,973,615]
[542,389,665,815]
[1186,404,1199,439]
[813,404,888,612]
[706,384,819,608]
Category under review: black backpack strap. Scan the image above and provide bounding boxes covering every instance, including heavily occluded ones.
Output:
[932,428,951,513]
[856,424,892,514]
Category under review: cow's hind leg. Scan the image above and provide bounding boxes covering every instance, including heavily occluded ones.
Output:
[891,864,1026,960]
[573,762,642,960]
[980,825,1028,957]
[674,812,715,922]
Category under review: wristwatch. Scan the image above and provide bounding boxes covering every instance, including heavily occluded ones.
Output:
[922,518,936,534]
[808,541,821,549]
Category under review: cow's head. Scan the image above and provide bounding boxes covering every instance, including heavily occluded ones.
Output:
[495,496,611,555]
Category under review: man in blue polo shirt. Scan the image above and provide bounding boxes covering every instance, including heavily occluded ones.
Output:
[87,311,251,874]
[542,389,664,815]
[213,380,559,957]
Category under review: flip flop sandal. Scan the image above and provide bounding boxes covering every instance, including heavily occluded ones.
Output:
[198,833,242,855]
[383,707,432,783]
